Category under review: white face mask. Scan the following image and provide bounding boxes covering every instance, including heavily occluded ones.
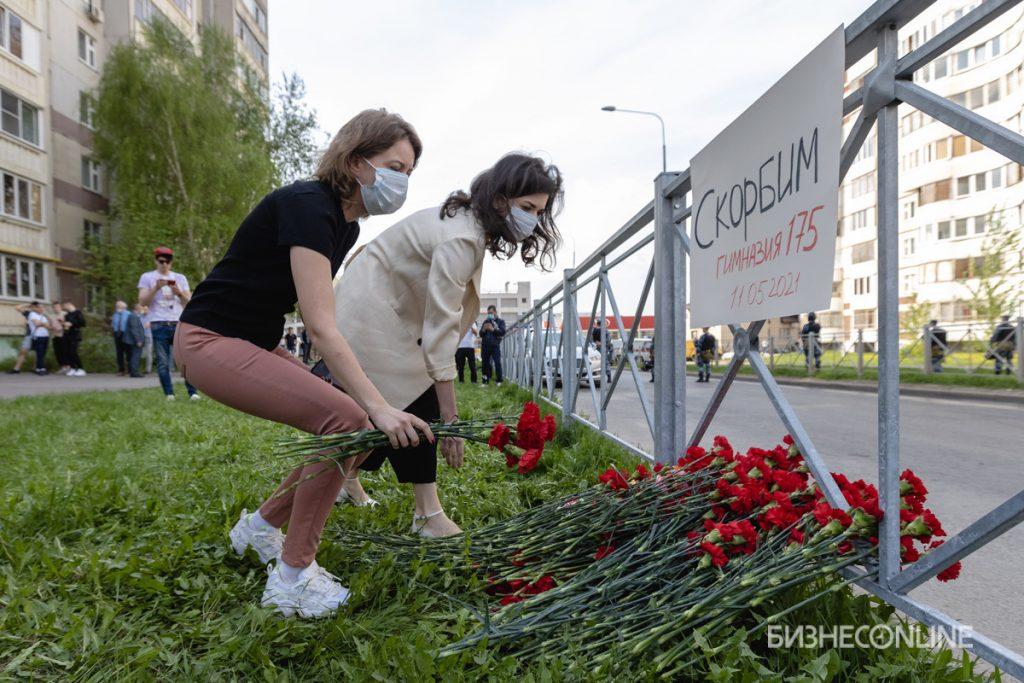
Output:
[359,158,409,215]
[506,204,540,242]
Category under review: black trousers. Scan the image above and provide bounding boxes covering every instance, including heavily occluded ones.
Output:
[52,336,68,367]
[481,344,503,383]
[65,335,82,370]
[455,348,477,383]
[358,386,440,484]
[32,337,49,370]
[128,344,143,376]
[114,333,131,373]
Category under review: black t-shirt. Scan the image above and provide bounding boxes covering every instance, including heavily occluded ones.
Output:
[181,180,359,350]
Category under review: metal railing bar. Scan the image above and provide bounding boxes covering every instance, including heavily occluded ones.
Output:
[843,86,864,116]
[895,0,1022,78]
[688,321,764,448]
[601,232,655,272]
[840,107,874,182]
[895,81,1024,163]
[600,272,656,438]
[746,350,849,510]
[889,489,1024,594]
[568,201,656,280]
[661,168,690,198]
[844,0,936,68]
[674,220,693,255]
[603,259,655,403]
[841,567,1024,681]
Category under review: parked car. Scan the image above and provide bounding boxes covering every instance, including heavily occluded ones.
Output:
[542,342,604,386]
[631,336,695,367]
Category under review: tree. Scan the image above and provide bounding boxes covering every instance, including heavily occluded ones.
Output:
[87,20,320,303]
[957,211,1024,326]
[268,73,325,184]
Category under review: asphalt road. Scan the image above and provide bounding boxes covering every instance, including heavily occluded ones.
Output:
[570,374,1024,659]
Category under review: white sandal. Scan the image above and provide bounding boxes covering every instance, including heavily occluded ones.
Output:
[411,509,446,537]
[335,474,379,507]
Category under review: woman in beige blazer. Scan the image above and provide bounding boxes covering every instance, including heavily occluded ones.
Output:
[335,153,563,537]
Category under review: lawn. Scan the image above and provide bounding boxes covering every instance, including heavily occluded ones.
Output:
[0,383,997,680]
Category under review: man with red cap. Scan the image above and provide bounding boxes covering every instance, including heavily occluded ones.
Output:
[138,246,199,400]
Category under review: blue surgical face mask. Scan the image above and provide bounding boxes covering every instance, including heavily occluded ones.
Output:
[359,158,409,216]
[488,313,495,320]
[506,204,540,242]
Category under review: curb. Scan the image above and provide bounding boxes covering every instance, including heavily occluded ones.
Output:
[714,372,1024,406]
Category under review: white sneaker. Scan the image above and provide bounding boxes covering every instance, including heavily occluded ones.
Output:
[166,394,176,401]
[261,560,350,618]
[74,369,87,376]
[189,393,201,401]
[229,509,284,564]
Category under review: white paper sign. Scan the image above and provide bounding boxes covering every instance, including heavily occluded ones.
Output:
[689,26,844,327]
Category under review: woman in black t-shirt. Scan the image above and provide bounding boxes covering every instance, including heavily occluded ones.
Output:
[175,109,434,619]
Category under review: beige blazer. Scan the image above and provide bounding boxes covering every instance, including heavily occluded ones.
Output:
[334,207,485,409]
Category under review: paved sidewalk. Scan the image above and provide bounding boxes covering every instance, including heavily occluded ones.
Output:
[0,372,186,399]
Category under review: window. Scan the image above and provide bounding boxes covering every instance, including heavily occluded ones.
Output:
[242,0,268,33]
[81,157,101,193]
[937,221,951,240]
[851,241,874,264]
[83,219,102,246]
[78,29,96,68]
[236,13,268,71]
[902,236,916,256]
[968,86,984,109]
[956,176,970,197]
[0,88,39,146]
[854,277,871,295]
[832,280,842,297]
[918,179,950,205]
[935,137,949,159]
[1,169,43,223]
[850,171,875,198]
[85,284,103,314]
[846,207,873,232]
[955,218,968,237]
[170,0,193,19]
[988,80,1001,103]
[0,255,45,300]
[79,91,94,128]
[0,6,21,60]
[990,34,1001,56]
[854,309,876,328]
[934,56,948,79]
[902,199,916,219]
[854,133,876,163]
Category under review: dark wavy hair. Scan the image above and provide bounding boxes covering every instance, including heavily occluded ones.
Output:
[439,153,563,270]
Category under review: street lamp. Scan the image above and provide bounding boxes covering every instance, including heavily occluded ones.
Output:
[601,105,667,172]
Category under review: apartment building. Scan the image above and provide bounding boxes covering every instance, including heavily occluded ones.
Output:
[0,0,268,342]
[480,280,533,322]
[831,0,1024,345]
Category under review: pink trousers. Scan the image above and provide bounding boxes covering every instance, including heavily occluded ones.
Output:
[174,322,371,567]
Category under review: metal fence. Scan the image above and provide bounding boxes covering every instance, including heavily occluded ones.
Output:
[500,1,1024,676]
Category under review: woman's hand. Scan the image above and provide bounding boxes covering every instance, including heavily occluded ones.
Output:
[441,436,465,468]
[368,404,435,449]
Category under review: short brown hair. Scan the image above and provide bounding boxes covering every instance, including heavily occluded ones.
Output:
[315,109,422,200]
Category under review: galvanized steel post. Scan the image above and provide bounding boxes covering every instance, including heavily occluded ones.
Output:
[653,172,685,464]
[1016,317,1023,383]
[561,269,575,425]
[532,307,543,400]
[875,22,901,588]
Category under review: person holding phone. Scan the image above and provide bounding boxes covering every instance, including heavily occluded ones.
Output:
[174,109,433,619]
[334,153,562,538]
[138,247,198,400]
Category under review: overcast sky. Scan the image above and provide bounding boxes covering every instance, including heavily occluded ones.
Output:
[268,0,867,306]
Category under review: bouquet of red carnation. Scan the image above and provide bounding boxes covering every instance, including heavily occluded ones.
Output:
[486,402,557,474]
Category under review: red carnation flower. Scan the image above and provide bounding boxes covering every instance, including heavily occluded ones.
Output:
[634,464,651,480]
[700,541,729,568]
[899,469,928,498]
[653,462,664,474]
[514,402,547,449]
[499,595,524,606]
[542,414,557,442]
[594,544,615,560]
[517,448,542,474]
[523,575,556,595]
[599,467,629,491]
[487,423,511,451]
[928,541,962,582]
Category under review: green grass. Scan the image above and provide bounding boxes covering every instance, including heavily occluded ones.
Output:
[0,384,997,680]
[685,361,1022,389]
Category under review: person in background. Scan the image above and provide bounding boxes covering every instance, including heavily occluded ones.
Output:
[285,327,298,356]
[27,301,50,375]
[591,319,613,382]
[926,319,947,373]
[5,304,32,374]
[455,322,479,384]
[110,301,131,376]
[480,305,505,385]
[139,246,199,400]
[50,302,70,374]
[648,336,655,382]
[62,301,87,376]
[141,305,153,375]
[800,312,822,371]
[695,326,717,383]
[990,315,1016,375]
[124,304,147,378]
[300,327,311,364]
